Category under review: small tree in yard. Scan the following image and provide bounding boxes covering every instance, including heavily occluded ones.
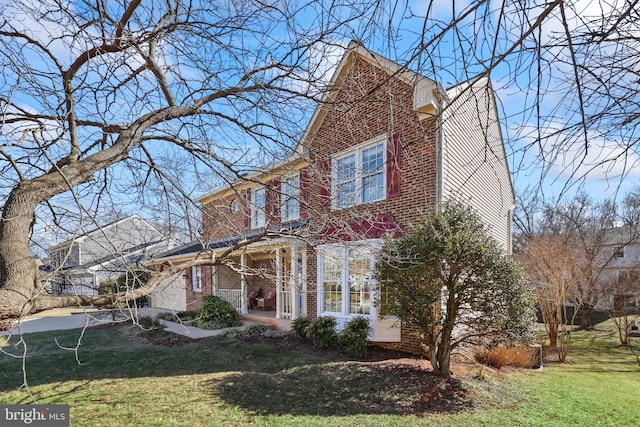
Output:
[605,271,640,346]
[375,201,536,376]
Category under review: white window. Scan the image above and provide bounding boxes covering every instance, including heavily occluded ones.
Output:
[614,246,625,258]
[251,187,266,228]
[230,199,239,214]
[281,173,300,222]
[318,241,379,317]
[333,137,385,209]
[192,266,202,292]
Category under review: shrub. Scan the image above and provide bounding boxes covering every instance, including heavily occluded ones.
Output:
[195,296,240,328]
[339,316,370,357]
[291,317,312,340]
[138,316,163,331]
[176,310,197,321]
[474,345,536,369]
[306,316,337,349]
[156,312,179,322]
[222,324,287,339]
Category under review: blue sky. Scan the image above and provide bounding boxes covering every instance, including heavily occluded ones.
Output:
[2,0,637,250]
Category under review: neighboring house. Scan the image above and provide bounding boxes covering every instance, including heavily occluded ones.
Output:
[42,215,175,296]
[151,42,515,353]
[593,226,640,312]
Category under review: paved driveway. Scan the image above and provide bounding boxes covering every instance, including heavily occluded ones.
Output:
[0,308,250,339]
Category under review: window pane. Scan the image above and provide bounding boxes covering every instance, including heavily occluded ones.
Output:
[362,144,383,175]
[323,248,343,313]
[282,175,300,221]
[337,181,356,208]
[362,173,384,203]
[252,188,266,227]
[348,247,371,315]
[337,154,356,180]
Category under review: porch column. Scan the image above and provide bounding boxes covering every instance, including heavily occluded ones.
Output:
[290,245,299,320]
[211,254,218,296]
[240,252,248,315]
[300,245,307,318]
[275,247,282,319]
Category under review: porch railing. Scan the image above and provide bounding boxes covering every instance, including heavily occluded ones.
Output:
[279,289,292,319]
[214,289,243,312]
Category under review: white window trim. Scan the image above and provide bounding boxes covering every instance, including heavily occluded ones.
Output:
[281,172,300,222]
[251,186,266,228]
[331,135,387,210]
[316,239,381,320]
[192,266,202,292]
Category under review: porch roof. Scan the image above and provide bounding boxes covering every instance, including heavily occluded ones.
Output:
[156,220,308,259]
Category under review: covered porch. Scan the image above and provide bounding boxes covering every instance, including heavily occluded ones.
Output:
[210,239,308,322]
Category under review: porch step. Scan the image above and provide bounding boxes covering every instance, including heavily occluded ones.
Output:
[241,313,292,332]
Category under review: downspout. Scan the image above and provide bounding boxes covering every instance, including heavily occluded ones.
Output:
[435,82,449,212]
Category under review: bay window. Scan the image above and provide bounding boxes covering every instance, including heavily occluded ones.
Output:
[318,241,378,317]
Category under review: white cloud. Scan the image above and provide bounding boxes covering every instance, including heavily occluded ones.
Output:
[510,121,640,199]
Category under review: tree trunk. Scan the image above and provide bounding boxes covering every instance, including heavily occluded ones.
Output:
[0,182,43,329]
[0,177,167,330]
[578,304,594,330]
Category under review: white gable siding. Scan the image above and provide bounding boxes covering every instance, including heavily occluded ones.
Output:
[151,273,187,311]
[80,216,163,262]
[440,78,515,251]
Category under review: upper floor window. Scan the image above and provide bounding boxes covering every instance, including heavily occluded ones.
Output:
[281,173,300,222]
[333,137,385,209]
[614,246,625,258]
[230,199,239,214]
[251,187,266,228]
[192,266,202,292]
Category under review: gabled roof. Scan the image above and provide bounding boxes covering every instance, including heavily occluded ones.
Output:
[46,215,162,252]
[40,238,170,272]
[196,41,443,205]
[154,220,308,260]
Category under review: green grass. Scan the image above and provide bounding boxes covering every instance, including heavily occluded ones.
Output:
[1,321,639,426]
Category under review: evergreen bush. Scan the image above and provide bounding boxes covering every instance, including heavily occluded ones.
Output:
[338,316,370,357]
[306,316,337,349]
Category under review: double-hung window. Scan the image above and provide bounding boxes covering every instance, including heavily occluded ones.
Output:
[333,137,385,209]
[251,187,266,228]
[281,173,300,222]
[192,266,202,292]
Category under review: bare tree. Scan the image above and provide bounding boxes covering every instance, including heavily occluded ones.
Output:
[2,0,640,331]
[604,271,640,347]
[0,0,382,329]
[517,234,584,362]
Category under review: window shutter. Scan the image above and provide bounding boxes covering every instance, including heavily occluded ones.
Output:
[299,167,309,219]
[318,160,331,213]
[242,189,251,229]
[386,131,402,198]
[266,178,280,226]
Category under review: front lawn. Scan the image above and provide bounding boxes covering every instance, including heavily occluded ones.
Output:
[0,321,639,426]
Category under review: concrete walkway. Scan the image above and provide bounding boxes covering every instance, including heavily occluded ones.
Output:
[0,309,254,339]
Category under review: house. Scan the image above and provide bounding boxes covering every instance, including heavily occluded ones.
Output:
[42,215,175,297]
[592,226,640,312]
[150,42,514,353]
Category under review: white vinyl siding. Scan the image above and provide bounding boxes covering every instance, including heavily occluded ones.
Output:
[441,78,514,252]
